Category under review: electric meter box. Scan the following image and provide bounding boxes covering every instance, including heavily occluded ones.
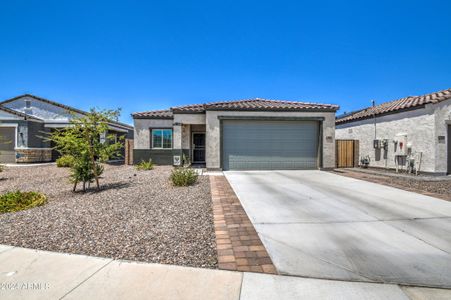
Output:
[373,139,381,149]
[394,133,408,155]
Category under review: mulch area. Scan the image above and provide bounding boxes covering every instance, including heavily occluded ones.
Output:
[331,168,451,201]
[209,175,277,274]
[0,164,217,268]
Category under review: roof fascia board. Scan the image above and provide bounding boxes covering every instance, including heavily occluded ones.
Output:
[217,116,325,121]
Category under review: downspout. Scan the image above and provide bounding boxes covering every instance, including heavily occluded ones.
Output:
[372,100,376,139]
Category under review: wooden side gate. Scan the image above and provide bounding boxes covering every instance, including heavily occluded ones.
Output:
[336,139,359,168]
[125,139,134,165]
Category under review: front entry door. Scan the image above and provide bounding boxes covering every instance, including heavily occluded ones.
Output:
[192,133,206,163]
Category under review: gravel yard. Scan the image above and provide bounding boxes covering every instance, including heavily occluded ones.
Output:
[332,168,451,201]
[0,164,217,268]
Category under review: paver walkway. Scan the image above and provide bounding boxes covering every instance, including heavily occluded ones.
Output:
[210,175,276,274]
[2,245,449,300]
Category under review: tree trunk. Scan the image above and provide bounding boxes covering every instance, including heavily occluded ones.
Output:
[85,127,100,191]
[73,181,78,192]
[82,181,86,192]
[89,144,100,190]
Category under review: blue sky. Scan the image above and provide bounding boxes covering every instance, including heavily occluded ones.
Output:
[1,0,450,124]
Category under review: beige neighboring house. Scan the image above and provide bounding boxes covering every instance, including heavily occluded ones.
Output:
[132,98,339,170]
[336,88,451,175]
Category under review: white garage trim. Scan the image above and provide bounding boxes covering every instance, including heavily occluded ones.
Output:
[0,123,18,148]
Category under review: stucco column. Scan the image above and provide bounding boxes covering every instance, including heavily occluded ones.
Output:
[173,123,182,150]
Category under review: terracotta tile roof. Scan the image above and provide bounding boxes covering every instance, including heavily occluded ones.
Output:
[336,88,451,124]
[133,98,339,118]
[132,109,174,119]
[171,103,205,113]
[181,98,338,112]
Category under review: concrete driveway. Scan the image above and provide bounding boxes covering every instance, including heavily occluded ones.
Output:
[224,170,451,288]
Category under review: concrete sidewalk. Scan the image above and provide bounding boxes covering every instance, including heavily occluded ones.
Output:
[0,245,449,300]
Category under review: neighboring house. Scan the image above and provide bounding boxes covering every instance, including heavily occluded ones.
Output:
[132,98,339,170]
[336,88,451,175]
[0,94,134,163]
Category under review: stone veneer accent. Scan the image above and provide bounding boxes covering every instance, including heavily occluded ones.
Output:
[15,148,52,163]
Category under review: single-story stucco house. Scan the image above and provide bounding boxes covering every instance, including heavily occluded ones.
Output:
[0,94,134,163]
[132,98,339,170]
[336,88,451,175]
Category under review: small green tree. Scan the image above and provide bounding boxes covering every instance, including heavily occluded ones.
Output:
[49,109,124,192]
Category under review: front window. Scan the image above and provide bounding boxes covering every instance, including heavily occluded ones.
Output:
[152,129,172,149]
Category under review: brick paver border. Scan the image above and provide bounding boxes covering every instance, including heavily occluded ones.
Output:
[209,175,277,274]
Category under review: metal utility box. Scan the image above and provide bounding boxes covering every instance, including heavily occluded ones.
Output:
[173,155,181,166]
[394,133,408,155]
[373,139,381,149]
[381,139,389,150]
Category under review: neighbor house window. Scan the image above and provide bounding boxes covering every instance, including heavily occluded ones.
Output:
[152,129,172,149]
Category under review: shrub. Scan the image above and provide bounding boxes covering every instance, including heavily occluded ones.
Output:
[56,155,75,168]
[182,153,191,167]
[0,191,47,213]
[70,158,104,191]
[136,159,154,171]
[0,164,4,173]
[170,168,198,186]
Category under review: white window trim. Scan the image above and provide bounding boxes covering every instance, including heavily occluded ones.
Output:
[151,128,173,149]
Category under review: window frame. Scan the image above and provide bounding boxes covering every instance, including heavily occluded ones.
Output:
[151,128,173,149]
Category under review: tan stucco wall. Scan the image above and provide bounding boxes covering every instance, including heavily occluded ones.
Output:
[433,100,451,173]
[173,114,206,125]
[205,110,336,169]
[173,114,206,150]
[336,100,451,174]
[133,119,173,149]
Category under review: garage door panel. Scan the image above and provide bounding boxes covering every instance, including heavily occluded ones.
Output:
[222,120,319,170]
[0,127,16,163]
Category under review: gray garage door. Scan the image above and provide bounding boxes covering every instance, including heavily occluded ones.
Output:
[222,120,319,170]
[0,127,15,163]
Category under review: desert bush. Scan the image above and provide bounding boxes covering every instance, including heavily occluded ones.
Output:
[136,159,154,171]
[56,155,75,168]
[182,153,191,167]
[170,168,198,186]
[70,157,104,191]
[0,191,47,213]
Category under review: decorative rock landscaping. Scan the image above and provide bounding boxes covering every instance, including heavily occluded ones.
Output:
[332,168,451,201]
[0,164,217,268]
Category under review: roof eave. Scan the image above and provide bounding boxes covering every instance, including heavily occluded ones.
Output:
[171,110,206,114]
[336,105,426,125]
[205,107,339,112]
[131,114,174,120]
